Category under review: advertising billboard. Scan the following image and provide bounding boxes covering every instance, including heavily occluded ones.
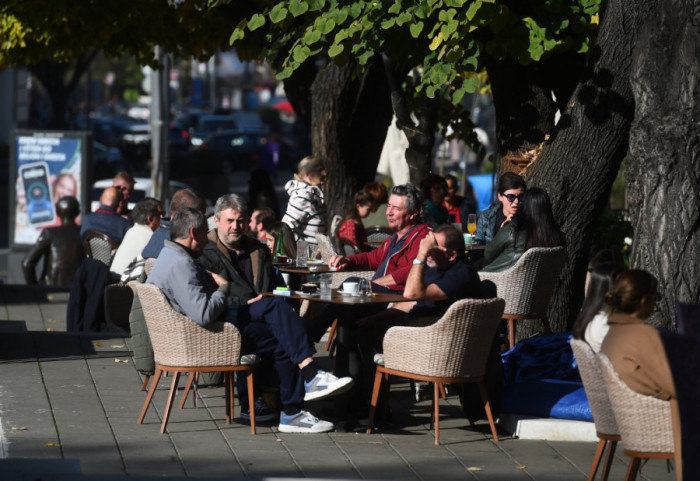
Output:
[10,130,90,247]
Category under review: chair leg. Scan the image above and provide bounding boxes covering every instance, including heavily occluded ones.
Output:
[141,375,150,392]
[138,369,163,424]
[381,372,391,420]
[600,440,617,481]
[180,372,196,409]
[624,456,640,481]
[325,319,338,354]
[588,439,607,481]
[477,381,499,442]
[438,382,447,399]
[366,369,384,434]
[508,318,516,349]
[432,382,441,446]
[160,372,181,433]
[245,370,256,434]
[224,372,232,424]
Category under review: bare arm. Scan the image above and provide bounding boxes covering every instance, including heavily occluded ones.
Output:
[403,232,449,301]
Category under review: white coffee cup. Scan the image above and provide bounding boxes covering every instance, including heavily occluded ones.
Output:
[342,281,359,295]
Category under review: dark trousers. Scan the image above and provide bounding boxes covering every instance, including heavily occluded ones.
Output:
[233,296,316,410]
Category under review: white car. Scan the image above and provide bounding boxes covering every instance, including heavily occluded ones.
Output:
[90,177,193,214]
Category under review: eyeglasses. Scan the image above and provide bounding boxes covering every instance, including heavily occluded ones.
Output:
[503,193,524,203]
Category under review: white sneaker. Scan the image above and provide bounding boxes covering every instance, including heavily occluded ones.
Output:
[278,410,334,433]
[304,370,354,401]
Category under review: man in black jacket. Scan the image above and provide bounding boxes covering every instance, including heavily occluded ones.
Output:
[198,194,352,432]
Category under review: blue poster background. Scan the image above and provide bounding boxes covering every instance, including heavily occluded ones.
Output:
[13,134,84,245]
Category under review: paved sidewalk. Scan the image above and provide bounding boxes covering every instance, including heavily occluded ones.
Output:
[0,284,676,480]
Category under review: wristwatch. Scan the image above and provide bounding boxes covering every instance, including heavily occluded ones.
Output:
[412,258,425,266]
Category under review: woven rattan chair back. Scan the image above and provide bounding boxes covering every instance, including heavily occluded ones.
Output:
[479,246,565,316]
[367,297,506,445]
[339,237,361,257]
[135,283,243,368]
[570,339,619,436]
[144,258,156,277]
[596,352,673,454]
[83,230,118,267]
[383,297,506,379]
[316,233,340,263]
[365,225,393,244]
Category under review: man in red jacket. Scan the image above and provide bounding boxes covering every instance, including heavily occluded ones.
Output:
[328,183,431,292]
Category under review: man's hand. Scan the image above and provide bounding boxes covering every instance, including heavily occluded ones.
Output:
[208,271,229,287]
[329,255,349,269]
[247,294,263,304]
[417,231,445,261]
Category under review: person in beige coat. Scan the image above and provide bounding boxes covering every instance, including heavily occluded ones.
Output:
[601,270,681,481]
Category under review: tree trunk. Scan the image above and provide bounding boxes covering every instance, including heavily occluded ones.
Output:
[626,0,700,329]
[519,0,658,338]
[30,53,97,130]
[309,60,393,222]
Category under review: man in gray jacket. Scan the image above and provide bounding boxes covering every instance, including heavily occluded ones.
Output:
[148,206,352,433]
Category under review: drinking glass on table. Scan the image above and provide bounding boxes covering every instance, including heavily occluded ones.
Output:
[358,278,372,297]
[467,214,477,236]
[296,240,308,267]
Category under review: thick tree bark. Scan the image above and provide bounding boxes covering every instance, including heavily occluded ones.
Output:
[308,60,393,221]
[382,55,438,185]
[626,0,700,328]
[520,0,658,337]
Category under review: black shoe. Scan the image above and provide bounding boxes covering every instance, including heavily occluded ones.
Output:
[241,397,279,423]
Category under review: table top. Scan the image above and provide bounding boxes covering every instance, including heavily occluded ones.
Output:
[263,289,407,305]
[278,264,336,274]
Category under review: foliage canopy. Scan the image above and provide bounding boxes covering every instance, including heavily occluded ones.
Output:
[223,0,601,105]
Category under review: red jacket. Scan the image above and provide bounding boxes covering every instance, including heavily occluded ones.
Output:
[346,223,431,291]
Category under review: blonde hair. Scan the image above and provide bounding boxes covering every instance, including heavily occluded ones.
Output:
[294,156,325,181]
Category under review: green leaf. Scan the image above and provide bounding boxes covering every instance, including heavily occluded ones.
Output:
[452,87,466,105]
[328,42,344,57]
[381,17,396,29]
[317,17,336,34]
[332,9,348,25]
[293,45,311,62]
[463,75,481,92]
[229,27,245,45]
[276,65,294,80]
[308,0,326,11]
[409,21,424,37]
[426,84,440,98]
[304,29,322,44]
[397,11,412,26]
[269,5,288,24]
[466,1,482,21]
[388,1,401,14]
[442,18,458,36]
[248,14,266,31]
[289,0,309,17]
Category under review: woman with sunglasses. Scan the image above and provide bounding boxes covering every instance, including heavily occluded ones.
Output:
[473,172,527,244]
[481,187,564,272]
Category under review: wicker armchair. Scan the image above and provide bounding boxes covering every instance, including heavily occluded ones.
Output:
[83,230,118,267]
[367,297,505,445]
[365,225,393,244]
[144,257,156,277]
[570,339,620,481]
[479,246,566,348]
[316,233,339,262]
[596,353,674,481]
[134,283,257,434]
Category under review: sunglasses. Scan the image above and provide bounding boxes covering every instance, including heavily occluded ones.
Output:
[502,193,524,203]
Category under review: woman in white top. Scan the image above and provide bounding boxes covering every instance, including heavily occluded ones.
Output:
[571,261,625,352]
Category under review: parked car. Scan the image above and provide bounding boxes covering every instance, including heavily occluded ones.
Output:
[193,130,268,170]
[189,115,238,147]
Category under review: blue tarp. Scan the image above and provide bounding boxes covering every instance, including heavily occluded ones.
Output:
[500,333,591,422]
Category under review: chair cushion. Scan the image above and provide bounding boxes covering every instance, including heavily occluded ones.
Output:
[501,379,593,422]
[373,353,385,366]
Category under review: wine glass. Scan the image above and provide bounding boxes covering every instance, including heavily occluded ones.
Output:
[467,214,477,245]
